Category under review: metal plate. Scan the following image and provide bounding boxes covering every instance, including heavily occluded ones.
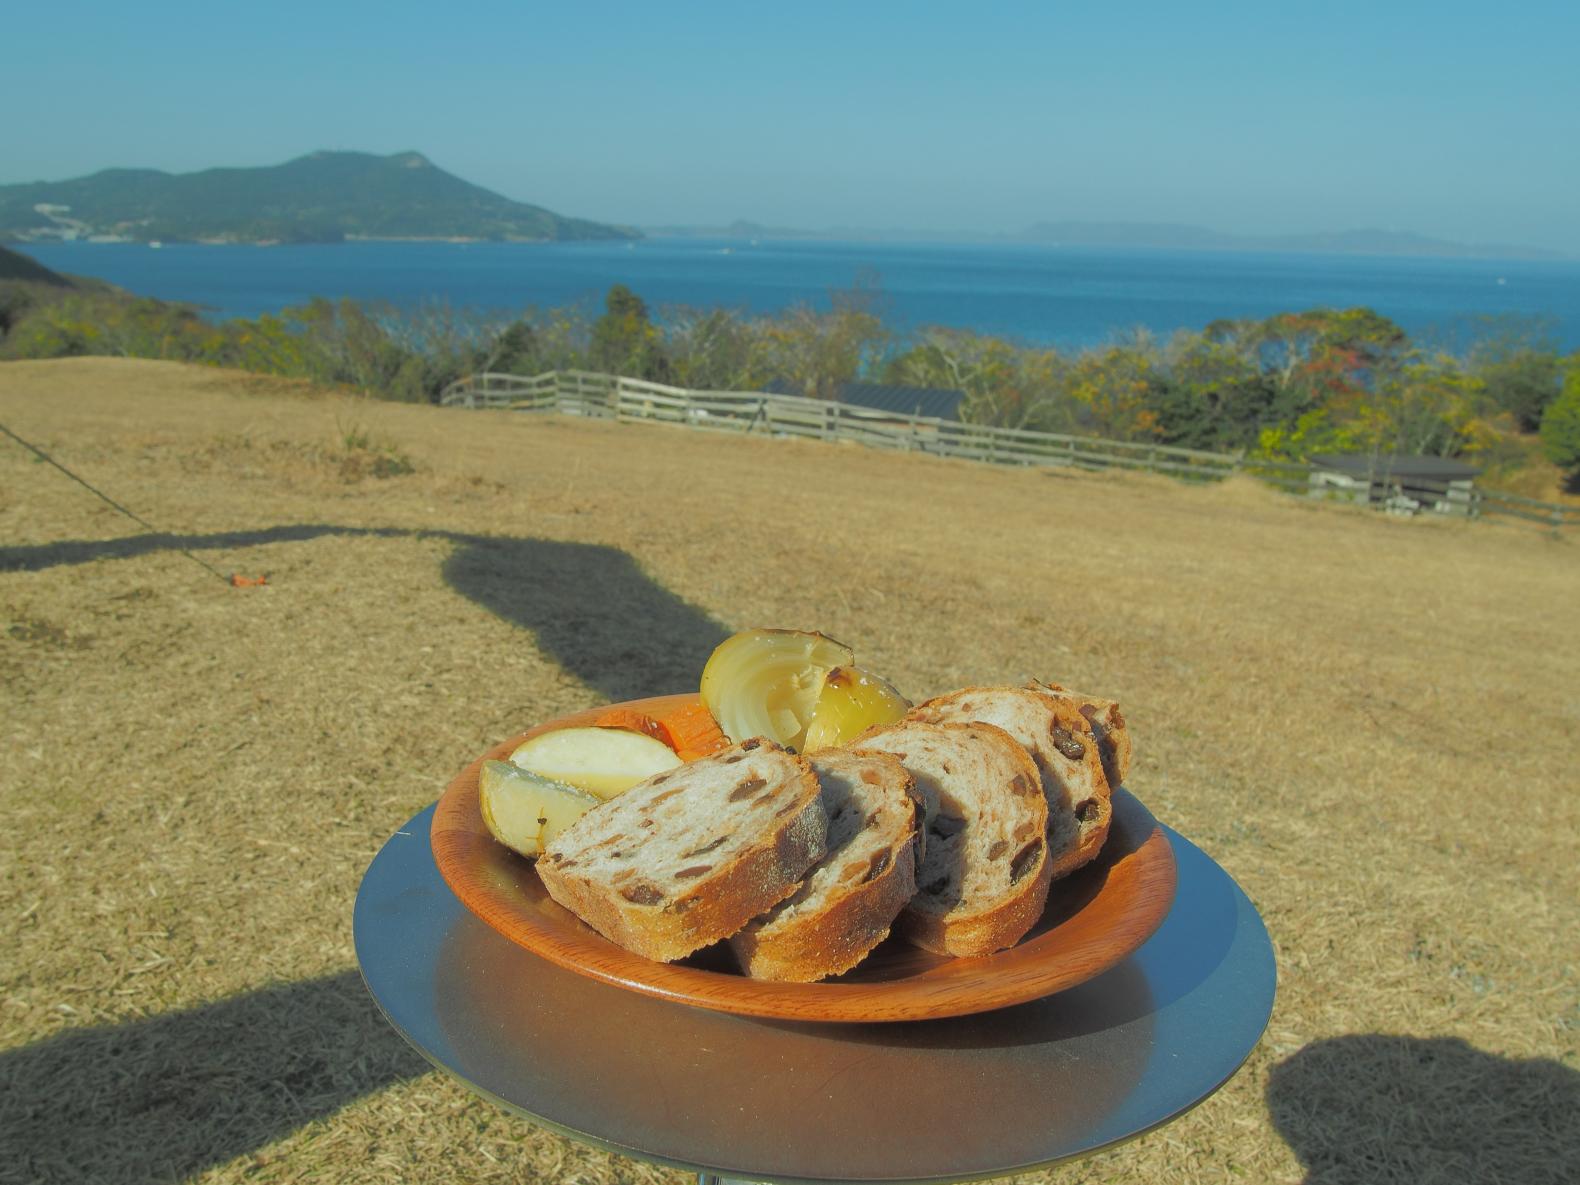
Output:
[356,804,1275,1184]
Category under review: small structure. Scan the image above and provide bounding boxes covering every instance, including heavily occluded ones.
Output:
[761,380,964,422]
[1308,453,1479,516]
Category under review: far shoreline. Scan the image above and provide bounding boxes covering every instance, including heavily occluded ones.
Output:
[9,235,1571,265]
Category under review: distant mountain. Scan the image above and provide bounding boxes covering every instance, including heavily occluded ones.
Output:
[647,218,1564,260]
[0,151,639,245]
[645,220,973,243]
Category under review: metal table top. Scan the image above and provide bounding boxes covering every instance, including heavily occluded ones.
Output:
[355,804,1275,1184]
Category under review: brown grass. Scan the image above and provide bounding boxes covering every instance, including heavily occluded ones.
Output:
[3,357,1578,1184]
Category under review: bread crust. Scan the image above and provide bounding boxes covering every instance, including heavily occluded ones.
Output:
[1031,679,1132,788]
[729,750,919,982]
[853,720,1051,958]
[908,685,1113,880]
[537,739,826,962]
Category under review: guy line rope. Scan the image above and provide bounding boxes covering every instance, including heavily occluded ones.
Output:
[0,420,266,587]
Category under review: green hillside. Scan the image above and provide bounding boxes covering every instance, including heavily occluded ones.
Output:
[0,151,638,244]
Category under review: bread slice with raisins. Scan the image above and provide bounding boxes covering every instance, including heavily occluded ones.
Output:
[907,686,1112,880]
[1030,680,1132,789]
[852,720,1050,957]
[728,749,921,982]
[537,738,826,962]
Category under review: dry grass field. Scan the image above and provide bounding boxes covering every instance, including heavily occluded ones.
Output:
[3,357,1578,1185]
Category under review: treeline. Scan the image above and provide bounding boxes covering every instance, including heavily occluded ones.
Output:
[3,277,1578,486]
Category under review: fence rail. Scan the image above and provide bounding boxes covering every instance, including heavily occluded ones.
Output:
[439,371,1577,531]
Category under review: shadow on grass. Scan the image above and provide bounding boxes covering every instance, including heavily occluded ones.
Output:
[439,532,728,702]
[1268,1034,1580,1185]
[0,971,428,1184]
[0,524,729,702]
[2,526,733,1176]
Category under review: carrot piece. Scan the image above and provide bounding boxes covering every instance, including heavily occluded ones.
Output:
[654,700,729,761]
[591,708,668,745]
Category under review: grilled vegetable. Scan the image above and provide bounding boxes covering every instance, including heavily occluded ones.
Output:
[510,726,682,800]
[802,665,911,752]
[479,760,601,858]
[699,628,854,751]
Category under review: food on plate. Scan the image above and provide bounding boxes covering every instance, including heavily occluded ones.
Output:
[589,707,669,743]
[801,665,911,753]
[478,760,601,858]
[469,621,1138,978]
[907,685,1113,880]
[1032,680,1131,789]
[853,720,1051,958]
[536,738,828,962]
[728,749,921,981]
[510,726,682,800]
[699,627,854,751]
[649,699,729,761]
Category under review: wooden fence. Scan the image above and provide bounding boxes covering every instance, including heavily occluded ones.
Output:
[439,371,1579,531]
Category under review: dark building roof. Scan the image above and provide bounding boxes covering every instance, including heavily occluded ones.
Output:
[1309,454,1480,481]
[762,379,964,421]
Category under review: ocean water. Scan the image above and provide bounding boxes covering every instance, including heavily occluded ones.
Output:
[22,238,1580,353]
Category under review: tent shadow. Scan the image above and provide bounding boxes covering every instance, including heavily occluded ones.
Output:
[439,533,729,701]
[1267,1033,1580,1185]
[0,524,730,702]
[0,971,428,1184]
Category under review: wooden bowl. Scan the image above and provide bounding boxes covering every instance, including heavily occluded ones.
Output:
[431,695,1177,1023]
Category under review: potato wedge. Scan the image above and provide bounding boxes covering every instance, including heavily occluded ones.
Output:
[478,760,601,858]
[509,726,682,800]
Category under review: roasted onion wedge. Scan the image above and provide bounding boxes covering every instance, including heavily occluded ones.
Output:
[699,628,854,751]
[802,665,911,753]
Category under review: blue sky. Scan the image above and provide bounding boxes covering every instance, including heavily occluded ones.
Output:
[6,1,1578,250]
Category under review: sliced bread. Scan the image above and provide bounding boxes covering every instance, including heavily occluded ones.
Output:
[537,738,827,962]
[1031,680,1132,790]
[907,685,1112,879]
[728,749,921,982]
[852,720,1050,958]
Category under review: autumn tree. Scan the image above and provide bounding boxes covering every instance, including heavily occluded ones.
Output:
[661,306,764,391]
[1147,331,1273,450]
[1062,334,1166,441]
[590,284,668,380]
[883,328,1073,430]
[1540,357,1580,489]
[755,302,886,400]
[1469,331,1563,433]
